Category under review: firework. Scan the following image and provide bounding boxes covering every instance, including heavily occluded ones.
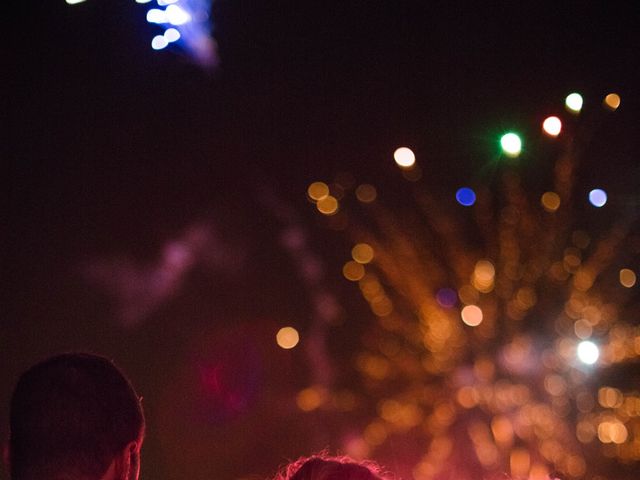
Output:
[307,93,639,480]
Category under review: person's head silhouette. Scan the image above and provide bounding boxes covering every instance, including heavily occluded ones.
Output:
[273,454,391,480]
[7,353,145,480]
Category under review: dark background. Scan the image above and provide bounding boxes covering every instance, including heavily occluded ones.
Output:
[4,1,640,479]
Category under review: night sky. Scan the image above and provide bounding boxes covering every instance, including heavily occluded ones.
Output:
[4,2,640,480]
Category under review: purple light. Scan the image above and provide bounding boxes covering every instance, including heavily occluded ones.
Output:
[436,288,457,308]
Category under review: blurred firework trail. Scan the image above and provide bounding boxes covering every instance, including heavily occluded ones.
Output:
[306,94,639,480]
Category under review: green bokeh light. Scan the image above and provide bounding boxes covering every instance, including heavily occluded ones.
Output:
[500,132,522,158]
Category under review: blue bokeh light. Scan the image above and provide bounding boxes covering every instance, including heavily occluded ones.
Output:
[456,187,476,207]
[588,189,607,207]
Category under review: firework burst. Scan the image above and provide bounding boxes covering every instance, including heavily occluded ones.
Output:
[307,94,639,480]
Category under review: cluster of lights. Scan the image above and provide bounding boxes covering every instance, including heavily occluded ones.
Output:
[145,1,192,50]
[307,181,340,215]
[388,94,620,209]
[143,0,218,65]
[305,91,637,478]
[66,0,217,66]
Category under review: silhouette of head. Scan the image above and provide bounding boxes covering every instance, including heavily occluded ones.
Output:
[274,454,390,480]
[9,353,145,480]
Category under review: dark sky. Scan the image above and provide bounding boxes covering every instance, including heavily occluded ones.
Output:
[4,1,640,480]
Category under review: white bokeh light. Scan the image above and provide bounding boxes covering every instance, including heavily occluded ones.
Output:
[393,147,416,168]
[565,93,583,114]
[151,35,169,50]
[577,340,600,365]
[166,5,192,25]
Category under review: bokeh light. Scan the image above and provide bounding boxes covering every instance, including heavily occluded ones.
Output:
[164,28,181,43]
[142,0,218,67]
[577,340,599,365]
[296,386,326,411]
[565,93,583,114]
[603,93,621,111]
[541,192,561,212]
[588,189,607,207]
[308,181,330,201]
[393,147,416,168]
[302,82,640,480]
[352,243,374,264]
[500,132,522,158]
[401,164,422,182]
[166,4,191,25]
[276,326,300,349]
[147,9,167,24]
[343,261,365,281]
[151,35,169,50]
[355,184,377,203]
[542,116,562,137]
[456,187,476,206]
[619,269,636,288]
[436,288,457,308]
[461,305,483,326]
[473,260,495,293]
[317,195,339,215]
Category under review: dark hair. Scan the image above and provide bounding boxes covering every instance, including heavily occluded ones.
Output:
[273,454,391,480]
[9,353,145,480]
